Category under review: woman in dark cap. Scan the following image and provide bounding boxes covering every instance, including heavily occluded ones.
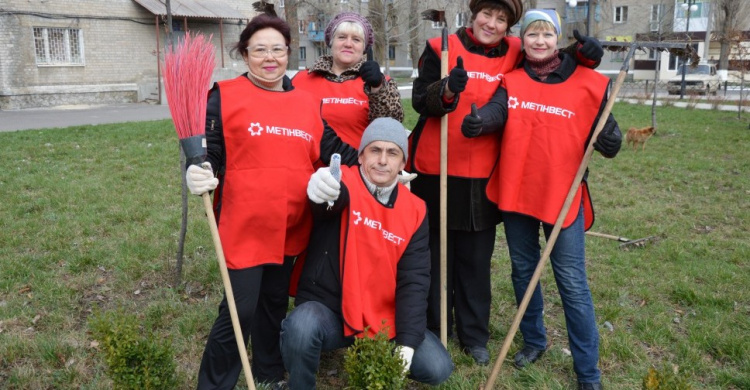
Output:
[186,13,357,389]
[292,11,403,149]
[408,0,603,366]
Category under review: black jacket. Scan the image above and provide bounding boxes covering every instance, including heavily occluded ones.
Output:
[294,171,431,349]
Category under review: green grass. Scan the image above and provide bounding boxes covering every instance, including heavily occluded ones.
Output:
[0,103,748,389]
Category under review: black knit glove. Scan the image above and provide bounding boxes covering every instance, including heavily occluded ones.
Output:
[461,104,483,138]
[574,30,604,64]
[447,56,468,94]
[593,119,622,157]
[360,60,384,88]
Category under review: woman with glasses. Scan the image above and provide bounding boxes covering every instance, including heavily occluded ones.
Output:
[187,13,357,389]
[292,12,403,148]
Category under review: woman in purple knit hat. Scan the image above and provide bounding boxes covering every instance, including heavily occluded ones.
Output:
[292,12,404,149]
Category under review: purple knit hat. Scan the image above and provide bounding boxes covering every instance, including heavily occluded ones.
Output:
[324,12,375,48]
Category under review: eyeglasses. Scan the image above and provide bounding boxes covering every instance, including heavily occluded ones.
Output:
[248,46,289,59]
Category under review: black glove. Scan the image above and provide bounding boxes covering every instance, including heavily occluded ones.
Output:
[573,30,604,64]
[447,56,468,94]
[461,104,483,138]
[360,60,384,88]
[593,118,622,157]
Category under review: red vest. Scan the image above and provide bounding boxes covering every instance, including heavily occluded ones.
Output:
[486,67,609,229]
[339,166,427,339]
[216,76,323,269]
[292,70,370,148]
[409,34,522,178]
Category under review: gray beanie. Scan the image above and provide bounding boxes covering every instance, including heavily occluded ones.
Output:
[358,117,409,161]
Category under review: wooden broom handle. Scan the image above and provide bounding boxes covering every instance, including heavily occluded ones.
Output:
[439,27,449,348]
[202,193,257,390]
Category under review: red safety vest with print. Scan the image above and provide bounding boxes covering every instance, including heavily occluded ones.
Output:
[292,71,372,148]
[409,34,522,178]
[339,166,427,339]
[216,76,323,269]
[486,67,608,230]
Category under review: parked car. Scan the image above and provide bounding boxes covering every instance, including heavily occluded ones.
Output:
[668,63,720,95]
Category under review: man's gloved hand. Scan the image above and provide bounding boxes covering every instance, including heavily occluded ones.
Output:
[461,103,483,138]
[446,56,468,95]
[186,163,218,195]
[307,167,341,204]
[360,60,384,88]
[396,345,415,373]
[573,30,604,63]
[593,120,622,157]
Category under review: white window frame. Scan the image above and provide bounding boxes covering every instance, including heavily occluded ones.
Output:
[33,27,85,66]
[650,4,661,31]
[278,0,284,8]
[455,12,468,28]
[431,20,446,29]
[299,46,306,60]
[298,20,305,34]
[614,6,628,24]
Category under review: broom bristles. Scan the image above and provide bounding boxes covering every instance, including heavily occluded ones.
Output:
[163,33,216,139]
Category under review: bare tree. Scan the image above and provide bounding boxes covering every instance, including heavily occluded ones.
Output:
[285,0,301,71]
[714,0,750,75]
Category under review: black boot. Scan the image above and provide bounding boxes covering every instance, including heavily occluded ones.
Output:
[513,345,545,368]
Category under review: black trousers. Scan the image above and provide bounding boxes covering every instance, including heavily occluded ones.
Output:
[426,227,496,349]
[197,256,294,389]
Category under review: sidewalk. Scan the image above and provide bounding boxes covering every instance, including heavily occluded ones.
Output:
[0,103,172,132]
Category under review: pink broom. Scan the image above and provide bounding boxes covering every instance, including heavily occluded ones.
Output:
[163,33,257,390]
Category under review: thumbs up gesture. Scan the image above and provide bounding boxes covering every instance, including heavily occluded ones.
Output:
[447,56,468,95]
[461,103,484,138]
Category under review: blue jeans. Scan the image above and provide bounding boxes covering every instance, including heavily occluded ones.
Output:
[501,208,600,383]
[280,301,453,389]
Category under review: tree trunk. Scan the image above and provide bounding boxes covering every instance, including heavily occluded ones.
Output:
[285,0,300,73]
[409,0,421,77]
[369,0,386,64]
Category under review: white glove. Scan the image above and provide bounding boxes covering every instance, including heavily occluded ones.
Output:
[398,171,418,190]
[186,163,218,195]
[396,345,414,373]
[307,167,340,204]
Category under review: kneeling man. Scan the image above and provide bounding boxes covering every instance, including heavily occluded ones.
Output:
[281,118,453,389]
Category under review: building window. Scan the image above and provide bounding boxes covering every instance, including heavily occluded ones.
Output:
[340,0,348,3]
[614,6,628,23]
[300,46,306,60]
[33,27,84,66]
[648,49,658,60]
[455,12,468,28]
[650,4,661,31]
[388,45,396,60]
[431,20,446,29]
[278,0,284,8]
[610,50,625,63]
[299,20,305,34]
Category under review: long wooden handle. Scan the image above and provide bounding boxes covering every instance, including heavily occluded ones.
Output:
[484,45,635,389]
[585,231,630,242]
[439,27,449,348]
[202,193,256,390]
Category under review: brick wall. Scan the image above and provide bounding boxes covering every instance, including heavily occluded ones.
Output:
[0,0,255,109]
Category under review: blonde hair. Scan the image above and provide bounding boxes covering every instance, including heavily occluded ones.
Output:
[331,21,365,44]
[523,20,557,36]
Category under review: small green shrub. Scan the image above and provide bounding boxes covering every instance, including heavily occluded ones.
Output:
[642,366,693,390]
[89,309,177,390]
[344,325,407,390]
